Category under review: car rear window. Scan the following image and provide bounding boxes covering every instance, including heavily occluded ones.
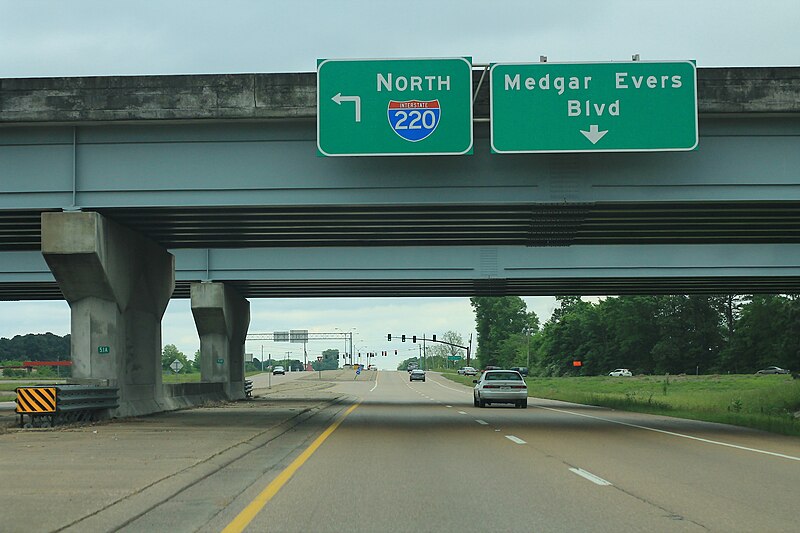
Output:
[486,372,522,381]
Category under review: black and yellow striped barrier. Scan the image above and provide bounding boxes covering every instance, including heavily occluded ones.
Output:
[15,387,57,414]
[14,385,118,428]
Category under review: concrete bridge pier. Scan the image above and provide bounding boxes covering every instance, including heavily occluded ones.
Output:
[190,282,250,400]
[41,211,175,417]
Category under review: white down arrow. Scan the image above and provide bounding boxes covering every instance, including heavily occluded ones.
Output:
[580,125,608,144]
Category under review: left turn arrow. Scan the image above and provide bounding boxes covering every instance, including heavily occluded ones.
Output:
[332,93,361,123]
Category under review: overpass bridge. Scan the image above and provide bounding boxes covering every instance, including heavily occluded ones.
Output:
[1,66,798,415]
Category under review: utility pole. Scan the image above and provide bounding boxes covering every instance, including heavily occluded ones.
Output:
[524,326,531,369]
[423,334,427,371]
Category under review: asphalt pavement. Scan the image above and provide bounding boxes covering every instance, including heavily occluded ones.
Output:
[0,369,798,532]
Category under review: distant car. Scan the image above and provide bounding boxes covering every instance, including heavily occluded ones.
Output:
[482,365,503,373]
[461,366,478,376]
[473,370,527,408]
[608,368,632,377]
[407,364,419,373]
[368,365,377,370]
[272,365,285,375]
[510,366,529,377]
[756,366,790,375]
[409,369,426,382]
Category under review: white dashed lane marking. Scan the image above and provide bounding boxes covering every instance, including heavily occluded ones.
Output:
[570,468,612,486]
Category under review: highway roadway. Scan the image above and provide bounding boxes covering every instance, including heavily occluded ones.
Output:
[215,370,800,533]
[1,370,798,532]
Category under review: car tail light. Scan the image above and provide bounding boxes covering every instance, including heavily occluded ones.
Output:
[511,385,526,389]
[483,385,497,389]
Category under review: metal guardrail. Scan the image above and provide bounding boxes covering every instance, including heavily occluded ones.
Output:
[244,379,253,398]
[15,385,119,428]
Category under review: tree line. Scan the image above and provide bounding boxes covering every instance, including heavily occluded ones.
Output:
[0,332,70,362]
[471,295,800,376]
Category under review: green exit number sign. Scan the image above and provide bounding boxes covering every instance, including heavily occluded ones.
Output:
[98,346,110,354]
[490,61,697,153]
[317,58,473,156]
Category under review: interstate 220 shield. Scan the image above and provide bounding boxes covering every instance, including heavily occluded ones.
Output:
[387,100,441,142]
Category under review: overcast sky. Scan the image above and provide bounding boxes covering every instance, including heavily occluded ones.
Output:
[1,1,797,368]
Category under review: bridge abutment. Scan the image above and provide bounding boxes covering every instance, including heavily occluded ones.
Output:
[41,211,175,417]
[190,281,250,400]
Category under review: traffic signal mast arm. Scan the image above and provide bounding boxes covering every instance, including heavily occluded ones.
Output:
[386,334,472,365]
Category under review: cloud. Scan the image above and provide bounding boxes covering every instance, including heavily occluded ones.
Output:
[0,301,70,338]
[2,0,798,78]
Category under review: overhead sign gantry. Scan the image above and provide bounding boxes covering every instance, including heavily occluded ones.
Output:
[490,60,698,153]
[317,57,697,155]
[316,57,474,156]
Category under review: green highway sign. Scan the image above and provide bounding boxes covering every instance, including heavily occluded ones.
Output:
[317,58,473,156]
[98,346,110,354]
[447,355,463,361]
[490,61,697,153]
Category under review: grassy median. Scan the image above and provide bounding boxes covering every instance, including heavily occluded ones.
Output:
[443,372,800,436]
[0,371,266,400]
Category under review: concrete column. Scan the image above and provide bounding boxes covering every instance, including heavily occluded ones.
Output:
[190,282,250,400]
[41,211,174,417]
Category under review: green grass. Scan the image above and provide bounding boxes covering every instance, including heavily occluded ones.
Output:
[162,372,202,384]
[161,370,263,384]
[443,372,800,436]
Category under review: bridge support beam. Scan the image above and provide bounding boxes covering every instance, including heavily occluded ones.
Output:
[190,282,250,400]
[41,211,175,417]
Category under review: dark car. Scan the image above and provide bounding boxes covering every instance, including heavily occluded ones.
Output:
[409,369,426,382]
[510,366,529,377]
[756,366,790,375]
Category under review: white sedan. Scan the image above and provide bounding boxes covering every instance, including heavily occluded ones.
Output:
[608,368,632,377]
[473,370,528,408]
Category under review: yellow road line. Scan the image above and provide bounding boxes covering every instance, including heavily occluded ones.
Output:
[222,402,361,533]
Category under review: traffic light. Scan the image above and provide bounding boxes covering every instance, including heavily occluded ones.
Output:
[402,335,406,342]
[432,334,437,342]
[394,350,398,355]
[412,335,417,343]
[387,334,391,341]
